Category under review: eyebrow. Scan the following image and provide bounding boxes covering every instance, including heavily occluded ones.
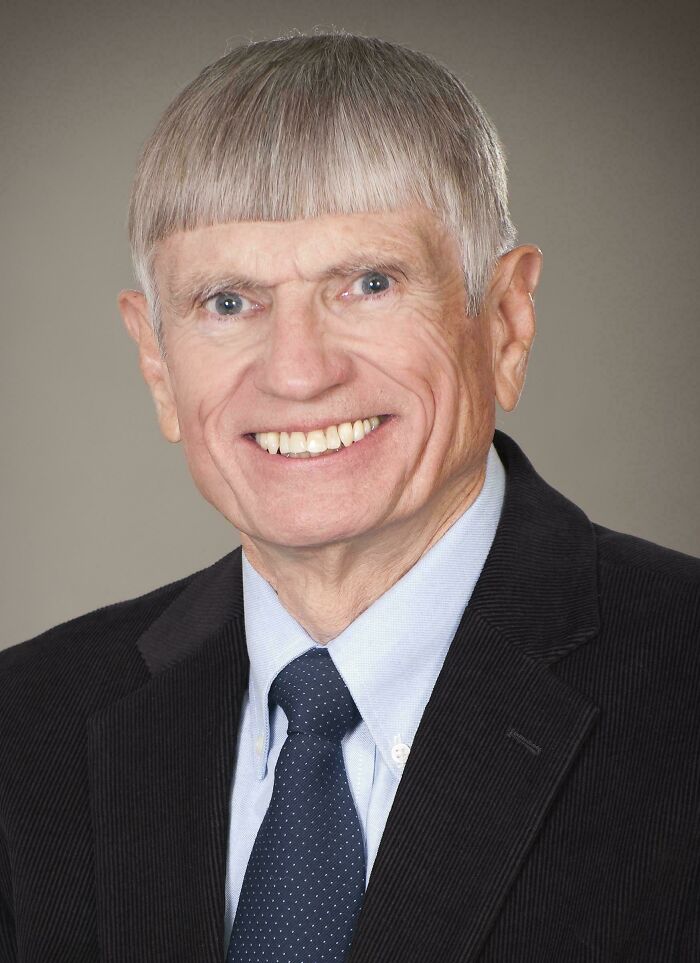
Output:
[165,254,414,313]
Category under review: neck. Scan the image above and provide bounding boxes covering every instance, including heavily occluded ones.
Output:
[239,463,488,644]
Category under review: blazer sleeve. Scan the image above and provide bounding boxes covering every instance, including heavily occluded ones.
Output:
[676,827,700,962]
[0,826,16,962]
[0,902,15,963]
[677,892,698,961]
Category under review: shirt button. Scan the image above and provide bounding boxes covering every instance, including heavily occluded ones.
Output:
[255,735,264,756]
[391,742,410,769]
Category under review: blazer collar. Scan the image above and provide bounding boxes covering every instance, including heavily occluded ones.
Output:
[472,428,600,659]
[87,428,601,961]
[136,538,244,675]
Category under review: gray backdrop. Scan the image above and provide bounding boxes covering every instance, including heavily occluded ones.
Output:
[2,0,698,649]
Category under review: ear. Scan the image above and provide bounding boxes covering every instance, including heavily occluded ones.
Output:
[486,245,543,412]
[118,290,181,443]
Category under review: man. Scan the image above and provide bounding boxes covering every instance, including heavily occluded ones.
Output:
[0,30,698,963]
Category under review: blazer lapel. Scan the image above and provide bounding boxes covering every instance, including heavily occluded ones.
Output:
[348,429,602,962]
[348,606,600,962]
[87,548,249,961]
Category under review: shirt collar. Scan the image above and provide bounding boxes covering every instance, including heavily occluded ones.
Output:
[242,442,506,780]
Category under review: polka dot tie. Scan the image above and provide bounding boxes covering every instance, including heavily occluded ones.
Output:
[226,647,366,962]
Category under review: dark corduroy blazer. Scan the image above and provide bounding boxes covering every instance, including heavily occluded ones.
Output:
[1,429,699,962]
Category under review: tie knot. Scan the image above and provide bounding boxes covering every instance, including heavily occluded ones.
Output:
[270,648,360,741]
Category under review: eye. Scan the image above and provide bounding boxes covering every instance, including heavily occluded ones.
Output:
[203,291,254,317]
[347,271,395,298]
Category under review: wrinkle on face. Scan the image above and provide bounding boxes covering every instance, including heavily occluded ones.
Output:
[152,207,497,559]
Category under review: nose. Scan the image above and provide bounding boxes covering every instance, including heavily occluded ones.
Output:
[254,289,352,402]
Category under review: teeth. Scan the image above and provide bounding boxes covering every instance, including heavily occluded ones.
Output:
[289,431,307,454]
[306,429,327,454]
[338,422,354,447]
[254,415,383,456]
[325,425,342,450]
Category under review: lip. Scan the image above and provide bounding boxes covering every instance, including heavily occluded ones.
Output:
[240,414,396,469]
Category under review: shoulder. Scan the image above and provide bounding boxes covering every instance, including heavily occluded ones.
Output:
[0,563,225,792]
[593,522,700,626]
[594,522,699,587]
[0,565,203,691]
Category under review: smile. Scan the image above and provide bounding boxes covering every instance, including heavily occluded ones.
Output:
[250,415,389,458]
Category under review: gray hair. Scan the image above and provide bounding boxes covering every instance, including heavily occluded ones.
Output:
[127,30,517,351]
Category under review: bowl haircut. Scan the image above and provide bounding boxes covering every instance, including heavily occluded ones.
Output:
[127,31,517,351]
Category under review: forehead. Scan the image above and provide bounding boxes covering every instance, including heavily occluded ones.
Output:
[154,206,459,294]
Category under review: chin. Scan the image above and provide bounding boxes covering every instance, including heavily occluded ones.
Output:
[241,516,376,551]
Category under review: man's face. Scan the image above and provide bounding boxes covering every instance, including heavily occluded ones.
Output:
[135,207,505,548]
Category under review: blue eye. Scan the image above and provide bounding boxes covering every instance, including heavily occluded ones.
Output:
[204,292,248,316]
[359,272,391,296]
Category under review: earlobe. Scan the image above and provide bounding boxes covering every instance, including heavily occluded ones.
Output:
[489,245,542,413]
[117,289,181,444]
[151,381,182,444]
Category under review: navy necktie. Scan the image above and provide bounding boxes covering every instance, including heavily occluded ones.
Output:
[227,647,366,962]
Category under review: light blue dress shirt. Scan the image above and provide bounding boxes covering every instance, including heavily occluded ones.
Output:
[224,443,506,947]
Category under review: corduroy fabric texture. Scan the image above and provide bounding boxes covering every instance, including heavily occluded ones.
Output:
[0,429,698,962]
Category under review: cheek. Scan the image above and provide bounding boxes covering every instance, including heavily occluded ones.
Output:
[176,381,246,505]
[169,354,240,451]
[176,392,218,478]
[418,312,495,456]
[407,306,484,409]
